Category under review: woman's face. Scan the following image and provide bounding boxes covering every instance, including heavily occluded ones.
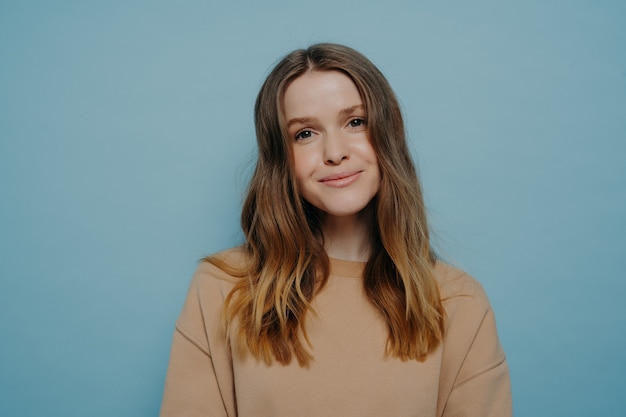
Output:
[283,70,381,220]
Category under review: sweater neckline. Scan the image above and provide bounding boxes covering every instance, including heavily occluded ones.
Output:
[329,257,366,278]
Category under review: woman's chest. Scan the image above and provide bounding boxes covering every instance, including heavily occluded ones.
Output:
[232,278,443,417]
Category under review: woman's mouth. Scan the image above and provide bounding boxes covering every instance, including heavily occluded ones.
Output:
[319,171,363,187]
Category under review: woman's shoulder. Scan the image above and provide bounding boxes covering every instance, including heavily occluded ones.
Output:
[433,261,501,359]
[188,246,250,296]
[176,247,248,331]
[433,261,490,309]
[195,246,249,277]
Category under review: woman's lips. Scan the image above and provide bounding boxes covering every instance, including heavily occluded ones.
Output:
[319,171,363,187]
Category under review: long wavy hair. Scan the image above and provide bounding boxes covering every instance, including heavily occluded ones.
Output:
[207,43,444,366]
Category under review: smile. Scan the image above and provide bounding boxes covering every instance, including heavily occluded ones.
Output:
[319,171,363,188]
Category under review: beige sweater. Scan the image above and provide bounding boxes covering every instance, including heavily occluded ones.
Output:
[160,250,512,417]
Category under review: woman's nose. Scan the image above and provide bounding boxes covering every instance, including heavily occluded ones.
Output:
[323,132,349,165]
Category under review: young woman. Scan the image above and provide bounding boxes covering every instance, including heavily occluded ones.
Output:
[160,43,512,417]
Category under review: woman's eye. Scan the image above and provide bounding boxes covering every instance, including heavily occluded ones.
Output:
[295,130,313,140]
[349,118,366,128]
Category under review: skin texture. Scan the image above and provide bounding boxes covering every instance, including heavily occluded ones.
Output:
[283,70,381,260]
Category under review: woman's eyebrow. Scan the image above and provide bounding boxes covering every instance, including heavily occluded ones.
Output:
[339,104,365,117]
[287,117,315,128]
[287,104,365,128]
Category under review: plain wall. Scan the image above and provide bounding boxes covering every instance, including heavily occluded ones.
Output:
[1,0,624,416]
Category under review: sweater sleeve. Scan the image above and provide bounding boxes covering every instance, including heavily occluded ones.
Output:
[437,270,513,417]
[159,264,235,417]
[159,328,229,417]
[442,308,512,417]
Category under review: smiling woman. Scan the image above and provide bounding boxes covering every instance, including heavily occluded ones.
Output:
[159,43,512,417]
[285,71,381,237]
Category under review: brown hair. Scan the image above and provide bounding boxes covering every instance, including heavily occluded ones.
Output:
[207,43,444,366]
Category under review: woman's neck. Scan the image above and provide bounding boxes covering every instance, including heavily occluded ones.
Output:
[320,207,374,262]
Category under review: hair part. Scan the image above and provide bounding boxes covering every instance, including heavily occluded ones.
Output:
[206,43,444,366]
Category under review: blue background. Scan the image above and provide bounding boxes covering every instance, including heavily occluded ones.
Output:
[1,1,624,416]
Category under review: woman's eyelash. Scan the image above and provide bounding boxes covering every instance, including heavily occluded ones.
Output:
[294,118,366,140]
[349,118,367,127]
[295,130,313,140]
